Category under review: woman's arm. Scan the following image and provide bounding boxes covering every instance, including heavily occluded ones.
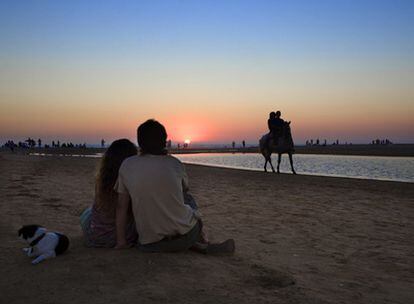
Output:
[115,192,131,249]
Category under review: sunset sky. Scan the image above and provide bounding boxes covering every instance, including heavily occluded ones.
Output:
[1,0,413,145]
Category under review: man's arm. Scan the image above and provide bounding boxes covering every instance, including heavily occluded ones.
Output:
[182,164,189,192]
[115,192,131,249]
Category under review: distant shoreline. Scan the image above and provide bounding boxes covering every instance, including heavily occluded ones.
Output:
[1,143,413,157]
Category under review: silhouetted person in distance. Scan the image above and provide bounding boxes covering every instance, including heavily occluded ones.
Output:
[232,141,235,149]
[242,140,246,149]
[38,138,42,148]
[29,138,35,148]
[267,111,285,146]
[266,112,276,148]
[6,140,15,152]
[267,111,276,132]
[101,139,105,148]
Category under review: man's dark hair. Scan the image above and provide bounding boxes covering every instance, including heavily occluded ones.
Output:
[137,119,167,155]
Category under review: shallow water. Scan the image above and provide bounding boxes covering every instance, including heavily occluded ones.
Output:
[174,153,414,183]
[30,152,414,183]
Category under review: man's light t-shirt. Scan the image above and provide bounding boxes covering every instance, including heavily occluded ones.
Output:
[115,154,197,245]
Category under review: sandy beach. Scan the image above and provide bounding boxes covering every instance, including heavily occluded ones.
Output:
[0,153,413,304]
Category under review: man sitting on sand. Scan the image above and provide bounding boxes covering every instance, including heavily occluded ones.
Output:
[115,119,235,253]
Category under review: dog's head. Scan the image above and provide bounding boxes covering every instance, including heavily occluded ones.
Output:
[18,225,44,242]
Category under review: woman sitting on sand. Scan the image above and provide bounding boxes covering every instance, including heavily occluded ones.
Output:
[80,139,138,247]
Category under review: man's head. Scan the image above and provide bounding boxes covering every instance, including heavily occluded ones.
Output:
[269,111,276,119]
[137,119,167,155]
[275,111,281,118]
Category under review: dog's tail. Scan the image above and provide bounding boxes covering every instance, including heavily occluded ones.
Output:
[54,233,69,255]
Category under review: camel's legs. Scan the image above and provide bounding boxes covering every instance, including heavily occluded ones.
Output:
[263,151,275,173]
[268,156,275,173]
[289,153,297,174]
[277,153,281,173]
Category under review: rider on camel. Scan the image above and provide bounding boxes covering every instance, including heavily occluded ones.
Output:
[267,111,285,146]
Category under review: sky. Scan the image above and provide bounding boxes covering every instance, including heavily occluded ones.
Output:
[0,0,413,145]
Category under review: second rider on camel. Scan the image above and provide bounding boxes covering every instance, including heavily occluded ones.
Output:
[267,110,285,146]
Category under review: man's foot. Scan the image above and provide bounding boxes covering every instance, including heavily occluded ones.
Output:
[192,239,235,254]
[206,239,235,254]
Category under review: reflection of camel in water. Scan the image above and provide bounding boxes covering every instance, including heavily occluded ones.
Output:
[259,121,296,174]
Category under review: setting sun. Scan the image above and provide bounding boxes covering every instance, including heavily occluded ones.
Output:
[184,139,191,145]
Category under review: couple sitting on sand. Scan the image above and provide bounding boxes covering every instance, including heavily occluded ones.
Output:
[80,119,235,254]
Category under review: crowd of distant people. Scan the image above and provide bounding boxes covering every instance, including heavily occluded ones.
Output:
[305,139,341,146]
[2,136,394,153]
[2,137,89,152]
[174,140,247,150]
[3,138,250,152]
[306,139,328,146]
[304,138,394,146]
[372,138,392,145]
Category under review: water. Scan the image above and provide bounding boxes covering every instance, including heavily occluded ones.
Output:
[174,153,414,183]
[30,152,414,183]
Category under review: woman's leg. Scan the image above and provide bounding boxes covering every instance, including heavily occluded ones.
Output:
[79,206,93,246]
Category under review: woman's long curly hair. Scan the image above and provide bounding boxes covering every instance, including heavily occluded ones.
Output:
[95,139,137,212]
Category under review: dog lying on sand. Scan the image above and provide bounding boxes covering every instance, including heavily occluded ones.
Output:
[18,225,69,264]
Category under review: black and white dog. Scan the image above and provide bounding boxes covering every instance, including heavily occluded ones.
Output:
[18,225,69,264]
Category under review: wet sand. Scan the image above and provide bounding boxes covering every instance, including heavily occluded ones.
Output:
[0,153,413,304]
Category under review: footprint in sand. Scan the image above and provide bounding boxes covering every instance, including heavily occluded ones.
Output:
[247,264,295,289]
[15,191,40,198]
[259,239,277,245]
[6,184,25,190]
[44,197,62,203]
